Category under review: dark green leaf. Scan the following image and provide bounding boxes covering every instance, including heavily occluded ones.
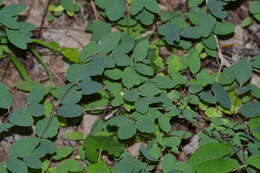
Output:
[0,83,12,109]
[6,157,28,173]
[57,104,83,118]
[35,117,60,138]
[211,83,231,109]
[239,102,260,118]
[9,108,33,127]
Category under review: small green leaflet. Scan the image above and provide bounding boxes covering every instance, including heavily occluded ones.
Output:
[9,137,40,157]
[113,34,135,54]
[131,39,149,62]
[88,161,110,173]
[208,0,228,19]
[6,30,32,49]
[232,58,252,85]
[86,20,111,41]
[249,1,260,14]
[130,0,160,15]
[211,83,231,109]
[78,80,103,95]
[122,67,142,89]
[213,21,235,35]
[239,102,260,118]
[188,142,232,166]
[52,146,73,160]
[188,0,204,8]
[27,85,46,104]
[0,83,12,109]
[6,157,28,173]
[135,9,154,25]
[9,108,34,127]
[104,69,122,80]
[35,117,60,138]
[195,158,239,173]
[97,32,122,54]
[60,0,81,13]
[0,123,13,133]
[158,23,181,45]
[134,63,154,76]
[246,154,260,169]
[57,103,83,118]
[108,116,137,139]
[104,0,125,21]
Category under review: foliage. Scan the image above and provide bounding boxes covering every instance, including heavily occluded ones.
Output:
[0,0,260,173]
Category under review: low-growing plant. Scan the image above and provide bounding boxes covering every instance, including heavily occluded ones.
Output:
[0,0,260,173]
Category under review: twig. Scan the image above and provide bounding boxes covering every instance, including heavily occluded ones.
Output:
[90,0,102,20]
[215,35,231,82]
[38,0,52,38]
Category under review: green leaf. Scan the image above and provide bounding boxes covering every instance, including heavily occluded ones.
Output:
[134,63,154,76]
[105,0,125,21]
[78,80,103,95]
[0,83,12,109]
[202,34,217,49]
[195,158,239,173]
[6,30,32,49]
[60,86,82,104]
[0,123,13,133]
[249,117,260,140]
[27,85,46,104]
[188,142,232,166]
[79,42,98,62]
[104,69,122,80]
[23,156,42,169]
[9,108,33,127]
[211,83,231,109]
[6,157,28,173]
[188,0,204,8]
[158,115,171,133]
[97,32,122,54]
[144,0,160,13]
[84,135,124,161]
[60,0,80,12]
[130,0,145,15]
[27,103,44,117]
[247,154,260,169]
[88,161,110,173]
[113,54,132,67]
[108,116,137,139]
[213,22,235,35]
[208,0,228,19]
[140,145,158,161]
[158,23,181,45]
[232,58,252,85]
[113,34,135,54]
[136,9,154,25]
[197,13,216,38]
[87,20,111,41]
[241,17,252,27]
[131,39,149,62]
[152,76,175,89]
[10,137,40,157]
[199,92,216,104]
[35,117,60,138]
[61,47,80,63]
[57,104,83,118]
[122,67,142,89]
[249,1,260,14]
[238,102,260,118]
[64,131,85,140]
[123,90,139,102]
[0,4,27,16]
[52,146,73,160]
[180,26,201,39]
[138,83,161,97]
